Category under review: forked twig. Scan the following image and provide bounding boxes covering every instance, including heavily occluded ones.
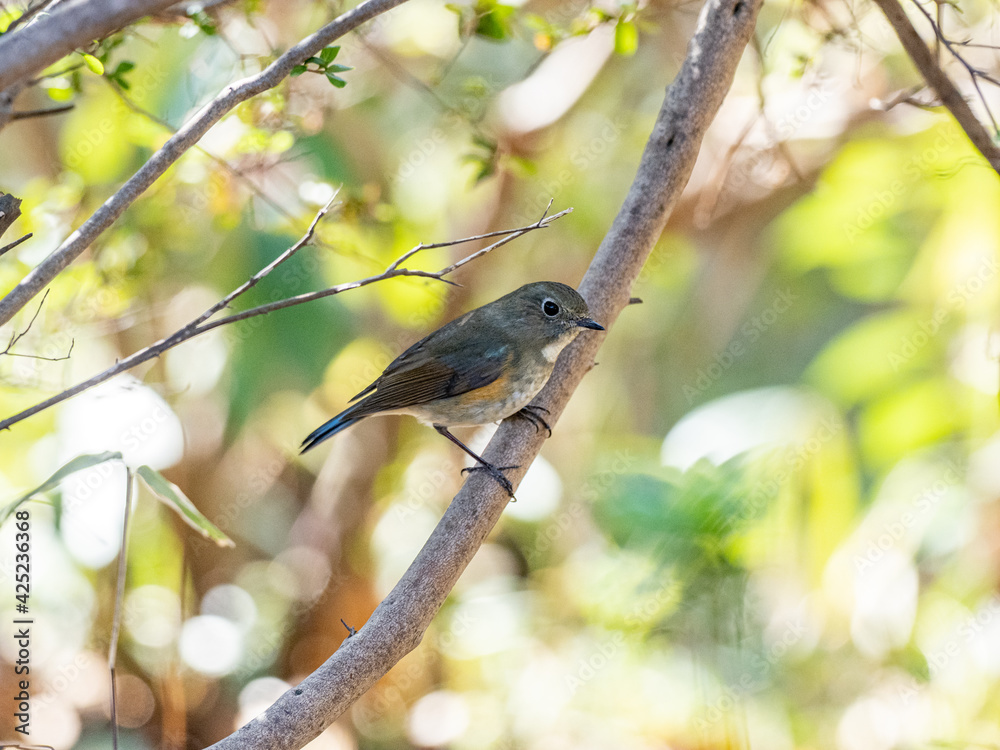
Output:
[0,289,74,362]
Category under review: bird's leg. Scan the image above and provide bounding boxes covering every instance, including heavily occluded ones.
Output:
[434,425,517,499]
[513,405,552,437]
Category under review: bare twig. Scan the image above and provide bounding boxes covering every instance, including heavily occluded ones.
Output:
[103,79,301,227]
[1,338,74,362]
[0,0,413,328]
[187,206,570,335]
[871,0,1000,175]
[205,0,763,746]
[0,205,568,433]
[907,0,1000,130]
[875,84,935,110]
[10,103,74,120]
[0,289,73,362]
[0,233,31,257]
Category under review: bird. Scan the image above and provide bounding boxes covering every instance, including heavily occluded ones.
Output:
[301,281,604,497]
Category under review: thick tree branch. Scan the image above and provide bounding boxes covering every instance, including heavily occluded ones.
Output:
[205,0,763,746]
[871,0,1000,176]
[0,0,412,328]
[0,206,568,434]
[0,0,179,92]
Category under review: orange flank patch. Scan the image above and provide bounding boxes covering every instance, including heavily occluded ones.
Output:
[458,369,515,406]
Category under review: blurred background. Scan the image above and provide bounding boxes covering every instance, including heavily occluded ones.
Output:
[1,0,999,747]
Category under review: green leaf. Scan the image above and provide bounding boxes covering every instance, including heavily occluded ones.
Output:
[81,53,104,75]
[290,64,307,76]
[46,84,74,102]
[0,8,23,34]
[475,3,516,40]
[0,452,122,525]
[326,72,347,88]
[190,10,217,35]
[319,46,340,64]
[305,56,325,66]
[109,60,135,89]
[136,466,234,547]
[327,64,353,73]
[614,19,639,56]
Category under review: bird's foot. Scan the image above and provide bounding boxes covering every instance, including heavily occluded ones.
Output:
[515,405,552,437]
[462,463,519,499]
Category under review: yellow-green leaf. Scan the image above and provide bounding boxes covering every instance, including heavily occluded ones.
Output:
[81,53,104,75]
[615,20,638,56]
[136,466,234,547]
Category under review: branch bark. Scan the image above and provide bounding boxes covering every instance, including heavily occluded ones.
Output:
[0,193,23,243]
[0,0,412,328]
[0,0,179,93]
[871,0,1000,176]
[205,0,763,745]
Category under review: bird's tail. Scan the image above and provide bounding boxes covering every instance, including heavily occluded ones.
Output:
[300,404,365,454]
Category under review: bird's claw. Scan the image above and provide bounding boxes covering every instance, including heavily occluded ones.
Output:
[515,405,553,437]
[462,463,518,499]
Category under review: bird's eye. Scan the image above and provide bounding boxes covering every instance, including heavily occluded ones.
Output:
[542,299,560,317]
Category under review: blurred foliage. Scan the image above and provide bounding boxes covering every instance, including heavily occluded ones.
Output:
[1,0,1000,748]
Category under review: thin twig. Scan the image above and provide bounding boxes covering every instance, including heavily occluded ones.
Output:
[10,103,74,120]
[26,61,83,85]
[109,466,134,750]
[1,338,74,362]
[356,35,492,139]
[907,0,1000,133]
[192,194,342,329]
[0,232,32,257]
[0,205,568,433]
[875,84,934,110]
[0,0,414,328]
[103,79,302,228]
[2,289,45,353]
[0,287,74,362]
[192,207,571,334]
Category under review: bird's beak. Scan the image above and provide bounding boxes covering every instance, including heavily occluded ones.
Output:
[576,317,605,331]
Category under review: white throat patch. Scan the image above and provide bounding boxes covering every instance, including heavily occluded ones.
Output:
[541,335,571,363]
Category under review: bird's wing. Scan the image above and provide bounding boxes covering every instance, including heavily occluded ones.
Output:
[349,312,511,416]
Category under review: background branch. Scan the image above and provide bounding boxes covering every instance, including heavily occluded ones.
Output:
[0,207,567,433]
[0,0,412,328]
[0,193,23,243]
[205,0,763,745]
[0,0,179,93]
[871,0,1000,175]
[0,233,32,257]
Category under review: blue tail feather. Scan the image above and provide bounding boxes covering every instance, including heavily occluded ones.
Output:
[300,409,363,454]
